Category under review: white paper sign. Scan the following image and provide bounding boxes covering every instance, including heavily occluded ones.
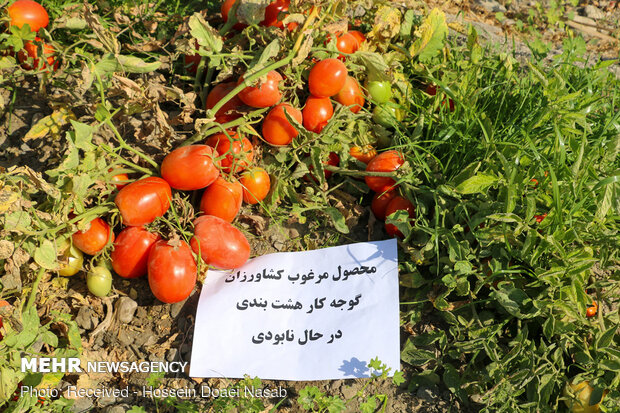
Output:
[189,239,400,381]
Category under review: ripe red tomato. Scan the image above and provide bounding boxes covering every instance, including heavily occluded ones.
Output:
[308,58,348,98]
[72,217,114,256]
[371,190,397,220]
[221,0,248,30]
[384,196,415,237]
[200,177,243,222]
[115,177,172,226]
[535,213,547,223]
[262,103,303,145]
[240,167,271,204]
[205,82,244,123]
[348,30,366,45]
[161,145,220,190]
[238,70,283,108]
[191,215,251,270]
[586,300,597,318]
[184,53,201,74]
[206,131,254,173]
[365,150,405,193]
[261,0,290,28]
[111,227,161,279]
[336,32,359,55]
[425,84,455,112]
[335,76,364,113]
[17,38,58,72]
[148,240,197,304]
[8,0,48,32]
[302,96,333,133]
[350,145,376,164]
[110,173,129,188]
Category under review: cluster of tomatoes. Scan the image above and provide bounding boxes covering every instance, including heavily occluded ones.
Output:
[5,0,59,72]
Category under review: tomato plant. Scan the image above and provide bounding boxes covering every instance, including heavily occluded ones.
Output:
[366,81,391,104]
[191,215,250,270]
[350,145,377,164]
[221,0,248,30]
[115,177,172,226]
[161,145,220,190]
[200,177,243,222]
[563,381,607,413]
[238,70,283,108]
[111,227,161,279]
[207,132,254,173]
[240,167,271,204]
[384,196,415,237]
[57,241,84,277]
[8,0,48,32]
[17,38,59,72]
[148,240,197,304]
[372,103,403,128]
[72,217,114,256]
[308,58,348,98]
[370,190,397,220]
[365,150,404,193]
[335,76,364,113]
[205,82,244,123]
[305,152,340,181]
[87,266,113,298]
[262,103,303,145]
[302,96,333,133]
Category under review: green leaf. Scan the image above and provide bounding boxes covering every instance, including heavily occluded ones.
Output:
[189,13,223,53]
[117,55,161,73]
[34,239,58,270]
[69,120,94,150]
[324,208,349,234]
[401,340,435,366]
[354,52,390,82]
[246,39,280,77]
[399,10,416,40]
[410,8,448,62]
[454,173,498,194]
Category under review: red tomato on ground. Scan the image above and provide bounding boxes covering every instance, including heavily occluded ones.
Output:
[110,173,129,189]
[348,30,366,45]
[184,53,201,75]
[206,132,254,173]
[17,38,58,72]
[200,177,243,222]
[161,145,220,190]
[336,32,359,55]
[191,215,250,270]
[365,150,405,193]
[240,167,271,204]
[335,76,364,113]
[72,218,114,256]
[221,0,248,30]
[350,145,377,164]
[261,0,290,28]
[148,240,197,304]
[308,58,348,98]
[262,103,303,145]
[111,227,161,279]
[205,82,244,124]
[0,300,11,341]
[8,0,48,32]
[384,196,415,237]
[238,70,283,108]
[302,96,333,133]
[115,177,172,226]
[371,190,397,220]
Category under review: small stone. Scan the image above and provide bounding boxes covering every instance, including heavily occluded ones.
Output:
[119,332,134,346]
[288,228,300,239]
[103,405,129,413]
[129,288,138,300]
[273,240,285,251]
[76,306,93,330]
[116,297,138,324]
[416,386,437,402]
[170,301,185,318]
[475,0,506,13]
[584,5,606,19]
[167,348,178,362]
[341,384,358,400]
[70,396,93,412]
[98,395,116,407]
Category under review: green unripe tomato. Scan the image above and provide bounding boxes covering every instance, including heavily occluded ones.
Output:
[372,102,403,128]
[366,81,392,104]
[58,242,84,277]
[87,266,112,297]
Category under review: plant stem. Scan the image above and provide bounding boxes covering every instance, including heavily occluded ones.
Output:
[27,268,45,309]
[323,165,400,178]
